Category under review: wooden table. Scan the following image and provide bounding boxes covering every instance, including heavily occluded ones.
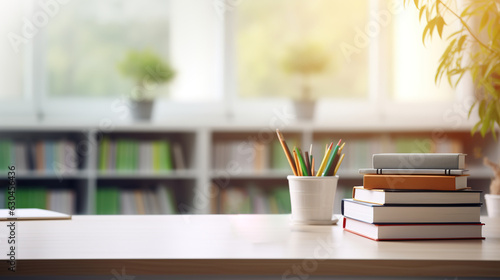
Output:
[0,214,499,277]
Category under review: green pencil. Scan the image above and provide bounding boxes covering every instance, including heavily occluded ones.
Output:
[322,139,342,176]
[295,147,310,176]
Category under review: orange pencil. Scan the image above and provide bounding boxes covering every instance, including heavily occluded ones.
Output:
[311,157,315,176]
[276,129,298,176]
[293,149,302,176]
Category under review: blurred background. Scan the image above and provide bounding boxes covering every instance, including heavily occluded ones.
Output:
[0,0,496,216]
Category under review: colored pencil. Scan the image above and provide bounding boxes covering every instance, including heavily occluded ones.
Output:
[295,147,310,176]
[327,142,345,176]
[276,129,298,176]
[293,149,302,176]
[316,142,333,177]
[311,157,315,176]
[333,153,345,175]
[304,151,310,175]
[322,139,342,176]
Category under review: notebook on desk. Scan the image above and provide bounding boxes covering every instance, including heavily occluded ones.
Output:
[0,209,71,221]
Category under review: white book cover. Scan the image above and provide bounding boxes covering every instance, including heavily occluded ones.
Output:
[372,153,466,169]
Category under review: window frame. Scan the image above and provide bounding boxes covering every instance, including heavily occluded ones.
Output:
[0,0,478,128]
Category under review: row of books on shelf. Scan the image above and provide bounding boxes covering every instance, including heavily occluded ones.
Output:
[342,153,483,241]
[99,139,185,172]
[211,137,465,173]
[0,139,78,173]
[96,185,177,214]
[213,140,304,172]
[217,184,291,214]
[213,141,270,171]
[0,187,75,215]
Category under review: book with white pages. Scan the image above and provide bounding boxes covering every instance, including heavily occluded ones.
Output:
[352,187,481,205]
[359,168,468,176]
[0,208,71,221]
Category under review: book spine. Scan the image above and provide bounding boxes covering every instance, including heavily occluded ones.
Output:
[363,174,466,190]
[373,154,464,169]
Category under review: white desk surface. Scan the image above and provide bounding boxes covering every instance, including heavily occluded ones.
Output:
[0,214,499,277]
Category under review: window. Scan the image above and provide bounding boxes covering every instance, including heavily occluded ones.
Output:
[0,0,465,122]
[46,0,170,98]
[0,1,25,101]
[233,0,369,100]
[390,4,454,102]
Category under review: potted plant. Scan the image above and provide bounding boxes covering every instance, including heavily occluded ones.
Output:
[409,0,500,137]
[281,42,330,121]
[117,49,175,121]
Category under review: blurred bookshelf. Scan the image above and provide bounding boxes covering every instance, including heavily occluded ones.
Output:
[0,123,496,215]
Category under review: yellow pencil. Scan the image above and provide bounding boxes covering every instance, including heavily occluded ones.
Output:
[316,142,333,177]
[338,142,346,153]
[333,153,345,176]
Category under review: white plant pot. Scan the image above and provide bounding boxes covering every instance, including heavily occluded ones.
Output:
[293,100,316,121]
[130,100,154,121]
[485,194,500,217]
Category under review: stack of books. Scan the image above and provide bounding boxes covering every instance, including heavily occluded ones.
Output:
[342,153,484,241]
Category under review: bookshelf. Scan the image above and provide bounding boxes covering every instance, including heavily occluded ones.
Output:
[0,122,497,215]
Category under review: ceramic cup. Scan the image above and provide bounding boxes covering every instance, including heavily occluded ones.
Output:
[287,175,338,225]
[485,194,500,217]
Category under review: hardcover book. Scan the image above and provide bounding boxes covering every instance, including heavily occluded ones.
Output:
[363,174,468,190]
[372,153,466,169]
[352,187,481,205]
[341,199,481,224]
[359,168,468,176]
[343,217,484,241]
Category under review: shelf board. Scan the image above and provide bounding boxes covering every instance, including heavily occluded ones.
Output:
[210,170,291,179]
[95,170,197,179]
[13,170,87,179]
[209,169,362,180]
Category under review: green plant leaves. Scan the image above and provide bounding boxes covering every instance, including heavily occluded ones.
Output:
[480,8,489,31]
[414,0,500,138]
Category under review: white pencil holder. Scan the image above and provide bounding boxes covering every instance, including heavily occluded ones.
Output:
[287,175,338,225]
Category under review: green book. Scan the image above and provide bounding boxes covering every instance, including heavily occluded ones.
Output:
[164,141,173,171]
[115,141,122,171]
[6,140,13,169]
[123,141,131,171]
[0,140,10,171]
[108,187,120,214]
[12,187,46,209]
[96,187,120,214]
[99,138,110,171]
[116,140,126,171]
[98,188,105,214]
[153,141,160,171]
[157,141,166,170]
[129,141,134,171]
